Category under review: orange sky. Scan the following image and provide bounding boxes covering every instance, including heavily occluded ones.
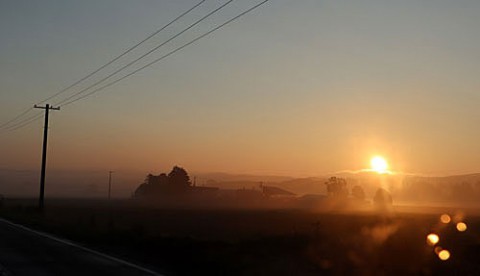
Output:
[1,0,480,177]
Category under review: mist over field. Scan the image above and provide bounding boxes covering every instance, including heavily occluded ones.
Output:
[2,167,480,210]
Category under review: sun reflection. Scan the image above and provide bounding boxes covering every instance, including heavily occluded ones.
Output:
[440,214,451,224]
[426,233,439,246]
[456,222,467,232]
[438,250,450,261]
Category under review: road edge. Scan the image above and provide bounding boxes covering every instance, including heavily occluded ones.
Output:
[0,217,162,276]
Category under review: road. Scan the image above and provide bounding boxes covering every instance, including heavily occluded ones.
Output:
[0,218,161,275]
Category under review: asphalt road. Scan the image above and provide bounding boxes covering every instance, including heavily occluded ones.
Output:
[0,218,161,276]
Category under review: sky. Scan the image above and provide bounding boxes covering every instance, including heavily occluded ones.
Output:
[1,0,480,178]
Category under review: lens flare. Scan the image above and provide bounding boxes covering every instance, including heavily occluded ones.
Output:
[456,222,467,232]
[438,250,450,261]
[440,214,451,224]
[426,233,439,246]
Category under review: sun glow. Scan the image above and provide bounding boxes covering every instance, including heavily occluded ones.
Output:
[370,156,389,174]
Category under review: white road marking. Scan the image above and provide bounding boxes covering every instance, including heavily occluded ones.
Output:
[0,218,162,275]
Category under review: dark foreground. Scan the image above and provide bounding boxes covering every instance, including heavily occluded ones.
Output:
[0,217,158,275]
[1,199,479,275]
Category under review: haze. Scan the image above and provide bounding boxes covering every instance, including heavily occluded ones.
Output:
[1,0,480,183]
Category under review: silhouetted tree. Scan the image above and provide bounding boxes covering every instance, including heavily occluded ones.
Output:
[134,183,148,197]
[325,177,348,198]
[373,188,393,209]
[351,185,366,201]
[134,166,192,197]
[145,174,154,185]
[168,166,191,191]
[151,173,169,193]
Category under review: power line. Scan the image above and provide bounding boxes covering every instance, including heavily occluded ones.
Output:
[3,112,43,132]
[2,0,271,130]
[38,0,206,106]
[60,0,270,107]
[0,0,206,131]
[0,107,34,129]
[55,0,236,107]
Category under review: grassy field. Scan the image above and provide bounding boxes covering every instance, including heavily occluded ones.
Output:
[0,198,479,275]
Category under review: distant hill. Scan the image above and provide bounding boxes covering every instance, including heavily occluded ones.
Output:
[193,172,293,184]
[275,177,326,195]
[0,169,144,198]
[2,167,480,203]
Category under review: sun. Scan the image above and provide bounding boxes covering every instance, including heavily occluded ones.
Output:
[370,156,389,174]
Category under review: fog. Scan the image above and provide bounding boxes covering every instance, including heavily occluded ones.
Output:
[3,167,480,211]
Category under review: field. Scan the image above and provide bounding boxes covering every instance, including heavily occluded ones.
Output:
[1,198,479,275]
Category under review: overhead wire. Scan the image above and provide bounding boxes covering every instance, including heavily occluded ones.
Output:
[61,0,271,107]
[2,0,271,131]
[55,0,236,107]
[38,0,207,106]
[0,112,43,135]
[0,107,34,129]
[7,113,44,132]
[0,0,206,131]
[61,0,270,107]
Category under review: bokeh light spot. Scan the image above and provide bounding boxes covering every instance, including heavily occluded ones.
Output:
[440,214,451,224]
[438,250,450,261]
[456,222,467,232]
[426,233,439,246]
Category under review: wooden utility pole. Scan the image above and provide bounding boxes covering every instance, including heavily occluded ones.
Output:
[34,104,60,211]
[108,171,114,200]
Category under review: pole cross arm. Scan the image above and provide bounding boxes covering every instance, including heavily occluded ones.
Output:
[34,104,61,111]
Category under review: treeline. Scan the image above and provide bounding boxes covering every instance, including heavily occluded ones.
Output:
[135,166,192,197]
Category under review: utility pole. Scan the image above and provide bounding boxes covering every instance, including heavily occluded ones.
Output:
[34,104,60,211]
[108,171,114,200]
